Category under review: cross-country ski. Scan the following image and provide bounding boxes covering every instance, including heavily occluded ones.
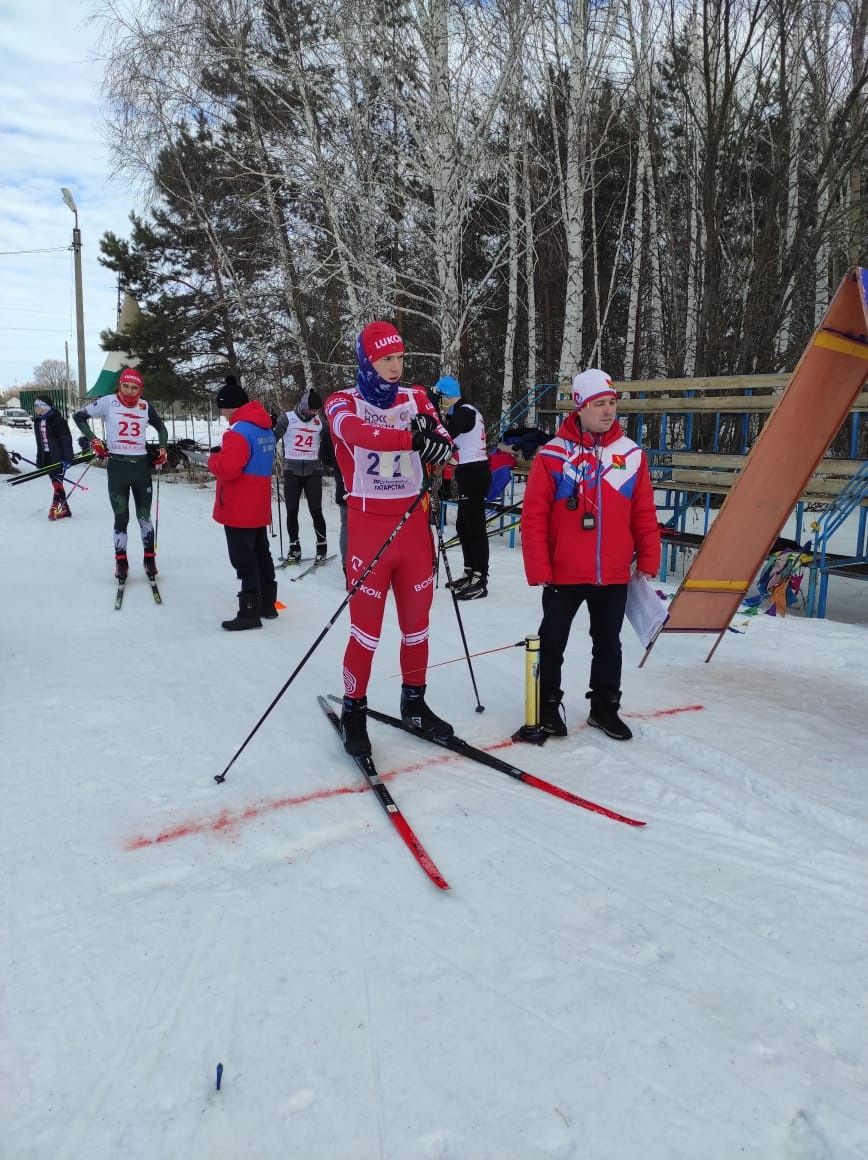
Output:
[317,695,449,890]
[328,696,646,826]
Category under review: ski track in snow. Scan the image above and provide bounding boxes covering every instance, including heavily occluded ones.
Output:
[2,431,867,1160]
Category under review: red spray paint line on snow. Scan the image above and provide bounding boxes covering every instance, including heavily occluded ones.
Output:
[125,704,702,850]
[125,753,456,850]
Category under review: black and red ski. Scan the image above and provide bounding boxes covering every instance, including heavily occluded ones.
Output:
[341,698,646,828]
[317,696,450,890]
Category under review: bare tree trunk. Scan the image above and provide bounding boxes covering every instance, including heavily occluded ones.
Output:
[523,125,539,417]
[556,1,588,382]
[501,94,521,415]
[623,143,646,381]
[775,6,803,360]
[850,0,868,265]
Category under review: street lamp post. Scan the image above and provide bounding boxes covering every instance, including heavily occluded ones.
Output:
[60,187,86,400]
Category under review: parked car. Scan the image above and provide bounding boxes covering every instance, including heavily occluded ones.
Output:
[1,408,31,429]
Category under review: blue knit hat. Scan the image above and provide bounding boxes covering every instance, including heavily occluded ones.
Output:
[435,374,461,398]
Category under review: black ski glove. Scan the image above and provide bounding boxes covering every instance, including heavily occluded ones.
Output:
[410,414,453,466]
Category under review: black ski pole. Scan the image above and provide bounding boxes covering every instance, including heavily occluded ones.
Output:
[8,451,94,485]
[432,516,486,714]
[8,450,40,469]
[154,470,161,549]
[274,468,284,558]
[214,478,433,784]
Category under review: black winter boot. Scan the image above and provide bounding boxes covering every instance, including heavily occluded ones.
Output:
[400,684,453,741]
[315,539,328,562]
[143,551,158,579]
[446,568,473,591]
[260,580,279,619]
[456,571,487,600]
[539,690,568,737]
[587,691,632,741]
[286,541,301,564]
[341,696,371,757]
[221,592,262,631]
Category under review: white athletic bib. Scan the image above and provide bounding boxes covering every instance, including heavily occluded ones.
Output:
[82,396,150,455]
[349,395,424,501]
[453,405,488,465]
[281,411,322,462]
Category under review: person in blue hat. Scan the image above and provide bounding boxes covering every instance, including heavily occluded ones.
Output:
[438,375,491,600]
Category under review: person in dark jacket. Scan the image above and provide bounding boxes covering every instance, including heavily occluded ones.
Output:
[208,375,278,631]
[33,397,75,520]
[273,388,328,563]
[438,375,491,600]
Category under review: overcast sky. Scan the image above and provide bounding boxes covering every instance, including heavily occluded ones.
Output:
[0,0,143,392]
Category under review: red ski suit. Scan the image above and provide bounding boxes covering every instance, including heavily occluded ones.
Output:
[521,413,660,586]
[325,385,453,697]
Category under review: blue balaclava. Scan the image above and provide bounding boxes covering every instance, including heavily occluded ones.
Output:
[355,321,405,410]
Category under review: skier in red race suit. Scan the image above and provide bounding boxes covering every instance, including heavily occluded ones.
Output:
[325,321,456,758]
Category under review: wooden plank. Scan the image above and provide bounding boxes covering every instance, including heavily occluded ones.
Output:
[617,373,789,394]
[555,373,789,395]
[656,268,868,647]
[666,469,864,500]
[555,391,868,414]
[653,453,863,474]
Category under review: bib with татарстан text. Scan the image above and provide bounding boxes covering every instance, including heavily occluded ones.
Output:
[348,396,424,501]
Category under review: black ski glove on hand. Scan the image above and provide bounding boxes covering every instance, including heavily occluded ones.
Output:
[410,414,453,466]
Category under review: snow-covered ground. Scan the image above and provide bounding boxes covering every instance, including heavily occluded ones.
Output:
[2,427,867,1160]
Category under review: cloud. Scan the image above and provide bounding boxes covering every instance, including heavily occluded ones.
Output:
[0,0,144,389]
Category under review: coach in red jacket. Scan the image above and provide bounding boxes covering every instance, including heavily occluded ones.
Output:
[208,375,277,631]
[521,368,660,740]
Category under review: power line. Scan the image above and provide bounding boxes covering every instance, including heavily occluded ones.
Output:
[0,326,74,334]
[0,246,69,256]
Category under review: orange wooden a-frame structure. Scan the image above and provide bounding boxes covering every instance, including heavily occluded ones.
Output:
[646,267,868,663]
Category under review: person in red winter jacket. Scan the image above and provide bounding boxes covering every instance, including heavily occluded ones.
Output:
[324,321,455,759]
[208,375,278,631]
[521,368,660,740]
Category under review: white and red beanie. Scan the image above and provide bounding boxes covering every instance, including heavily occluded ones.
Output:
[118,367,144,392]
[359,321,405,363]
[571,368,616,409]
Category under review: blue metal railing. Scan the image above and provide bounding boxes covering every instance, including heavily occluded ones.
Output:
[804,461,868,617]
[492,382,560,442]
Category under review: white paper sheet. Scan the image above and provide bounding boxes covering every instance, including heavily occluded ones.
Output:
[626,573,669,648]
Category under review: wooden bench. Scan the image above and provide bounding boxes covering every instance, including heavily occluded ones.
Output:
[649,452,867,507]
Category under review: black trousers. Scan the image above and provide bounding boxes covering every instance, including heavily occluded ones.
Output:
[224,526,276,594]
[538,583,628,698]
[455,461,492,576]
[284,472,326,544]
